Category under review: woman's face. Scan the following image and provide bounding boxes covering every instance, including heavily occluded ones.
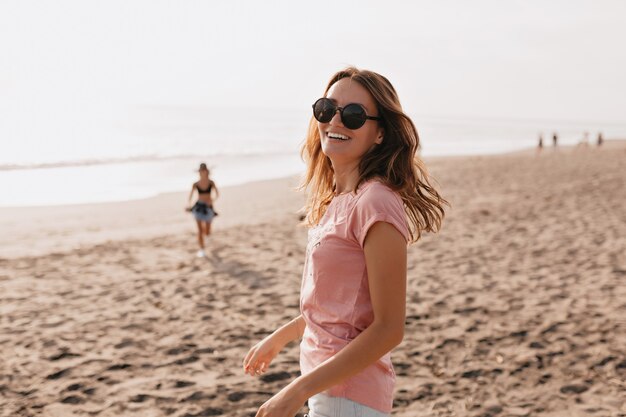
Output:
[318,78,384,166]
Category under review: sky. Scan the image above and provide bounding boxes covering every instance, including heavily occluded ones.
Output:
[1,0,626,152]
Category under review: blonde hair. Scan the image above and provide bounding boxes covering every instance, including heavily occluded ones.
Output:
[300,67,448,242]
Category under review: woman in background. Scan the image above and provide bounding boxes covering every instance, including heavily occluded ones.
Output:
[186,162,219,258]
[243,67,447,416]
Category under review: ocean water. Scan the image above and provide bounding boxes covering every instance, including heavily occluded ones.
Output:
[1,106,624,207]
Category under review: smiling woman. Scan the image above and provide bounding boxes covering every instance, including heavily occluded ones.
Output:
[242,67,448,417]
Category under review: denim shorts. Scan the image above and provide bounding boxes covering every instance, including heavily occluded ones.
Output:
[191,201,216,222]
[305,393,390,417]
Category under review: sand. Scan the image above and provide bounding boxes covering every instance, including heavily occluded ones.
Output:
[1,142,625,417]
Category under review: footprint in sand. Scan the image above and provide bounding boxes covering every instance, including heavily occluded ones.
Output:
[173,355,200,366]
[166,343,197,355]
[114,338,135,349]
[181,391,217,402]
[48,350,81,361]
[560,383,589,394]
[46,368,71,380]
[259,371,292,383]
[130,393,151,402]
[60,395,84,404]
[226,391,246,402]
[107,363,132,371]
[174,380,196,388]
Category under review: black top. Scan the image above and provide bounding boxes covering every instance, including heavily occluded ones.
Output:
[196,182,213,194]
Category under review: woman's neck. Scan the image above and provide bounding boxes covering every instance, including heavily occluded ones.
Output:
[332,161,360,195]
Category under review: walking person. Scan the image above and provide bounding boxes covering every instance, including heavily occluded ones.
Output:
[243,67,447,417]
[186,163,219,258]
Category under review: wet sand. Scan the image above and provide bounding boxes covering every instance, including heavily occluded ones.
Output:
[1,141,625,416]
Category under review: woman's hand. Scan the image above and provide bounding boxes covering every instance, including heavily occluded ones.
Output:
[255,383,307,417]
[243,333,283,376]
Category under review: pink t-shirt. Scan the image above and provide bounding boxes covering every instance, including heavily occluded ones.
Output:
[299,179,410,413]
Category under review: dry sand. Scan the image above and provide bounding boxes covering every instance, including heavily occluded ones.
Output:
[1,142,625,417]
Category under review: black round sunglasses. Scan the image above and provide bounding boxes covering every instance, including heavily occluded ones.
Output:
[312,98,382,130]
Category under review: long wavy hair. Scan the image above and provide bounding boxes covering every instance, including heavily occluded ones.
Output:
[300,67,448,242]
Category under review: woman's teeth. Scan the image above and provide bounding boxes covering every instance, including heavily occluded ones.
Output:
[327,132,350,141]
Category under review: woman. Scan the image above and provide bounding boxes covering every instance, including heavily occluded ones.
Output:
[243,67,447,416]
[186,162,219,258]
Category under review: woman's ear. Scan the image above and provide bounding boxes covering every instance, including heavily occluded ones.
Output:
[375,128,385,145]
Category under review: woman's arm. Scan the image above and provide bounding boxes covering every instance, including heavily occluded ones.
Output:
[268,314,305,347]
[243,315,305,376]
[284,221,407,402]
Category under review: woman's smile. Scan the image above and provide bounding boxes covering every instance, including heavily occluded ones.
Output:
[326,130,352,141]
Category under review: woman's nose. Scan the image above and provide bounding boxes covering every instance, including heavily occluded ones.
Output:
[328,109,343,127]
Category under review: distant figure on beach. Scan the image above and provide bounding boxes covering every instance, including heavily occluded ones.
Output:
[597,132,604,147]
[242,67,447,416]
[537,133,544,152]
[186,163,219,258]
[552,132,558,147]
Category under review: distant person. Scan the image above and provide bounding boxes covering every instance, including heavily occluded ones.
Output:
[597,132,604,147]
[242,67,447,417]
[537,133,543,152]
[552,132,558,147]
[186,163,219,258]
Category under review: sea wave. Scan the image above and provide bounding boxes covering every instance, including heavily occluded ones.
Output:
[0,150,298,171]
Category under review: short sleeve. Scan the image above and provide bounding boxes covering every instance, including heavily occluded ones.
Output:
[350,182,410,248]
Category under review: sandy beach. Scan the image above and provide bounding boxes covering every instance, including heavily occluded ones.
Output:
[1,142,625,417]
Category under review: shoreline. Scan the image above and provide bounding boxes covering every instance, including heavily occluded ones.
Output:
[3,138,624,210]
[1,140,624,260]
[2,139,623,210]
